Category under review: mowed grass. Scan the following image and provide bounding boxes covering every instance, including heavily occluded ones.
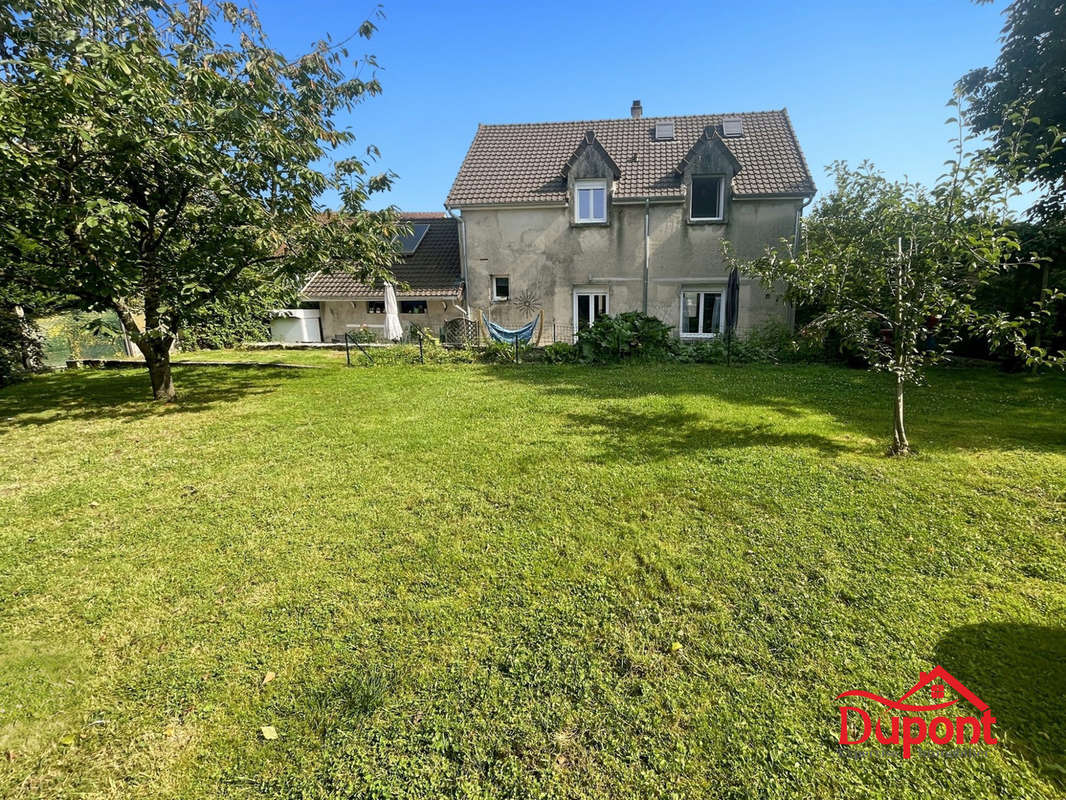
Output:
[0,360,1064,799]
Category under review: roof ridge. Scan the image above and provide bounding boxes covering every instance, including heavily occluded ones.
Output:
[474,108,786,129]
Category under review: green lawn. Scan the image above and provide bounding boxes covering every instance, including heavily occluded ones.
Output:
[1,360,1064,799]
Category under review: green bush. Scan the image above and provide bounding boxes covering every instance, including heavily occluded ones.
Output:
[674,323,828,365]
[576,311,676,363]
[543,341,578,363]
[179,279,301,351]
[352,342,479,366]
[480,339,533,363]
[347,326,377,344]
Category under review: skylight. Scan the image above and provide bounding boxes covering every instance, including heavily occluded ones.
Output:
[398,223,430,255]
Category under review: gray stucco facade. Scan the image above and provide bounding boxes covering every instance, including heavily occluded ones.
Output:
[446,108,815,341]
[459,197,801,339]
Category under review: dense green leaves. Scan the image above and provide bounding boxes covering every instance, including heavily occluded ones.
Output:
[730,109,1062,452]
[957,0,1066,219]
[0,0,405,399]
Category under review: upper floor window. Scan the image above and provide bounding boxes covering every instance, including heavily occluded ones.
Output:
[367,301,385,314]
[399,300,427,314]
[574,179,607,224]
[492,275,510,301]
[690,176,725,222]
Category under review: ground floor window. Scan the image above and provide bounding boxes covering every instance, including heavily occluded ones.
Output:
[367,301,385,314]
[680,291,722,337]
[400,300,427,314]
[574,291,608,330]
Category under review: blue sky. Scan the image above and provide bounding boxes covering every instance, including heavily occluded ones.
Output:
[252,0,1011,212]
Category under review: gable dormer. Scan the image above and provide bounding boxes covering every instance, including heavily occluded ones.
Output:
[676,127,743,224]
[562,131,620,225]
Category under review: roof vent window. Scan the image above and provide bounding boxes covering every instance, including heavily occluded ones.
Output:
[654,121,675,141]
[722,118,744,138]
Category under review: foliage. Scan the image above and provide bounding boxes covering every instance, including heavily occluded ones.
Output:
[347,326,378,344]
[958,220,1066,365]
[575,311,676,363]
[731,111,1063,453]
[0,306,44,386]
[0,0,406,400]
[480,338,533,363]
[39,310,124,363]
[1,362,1065,797]
[179,278,302,350]
[957,0,1066,219]
[542,341,578,363]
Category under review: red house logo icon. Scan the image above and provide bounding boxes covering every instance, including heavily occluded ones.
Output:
[836,665,997,758]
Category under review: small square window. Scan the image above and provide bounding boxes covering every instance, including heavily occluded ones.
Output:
[367,301,385,314]
[492,276,510,301]
[690,176,725,221]
[399,300,427,314]
[574,179,608,224]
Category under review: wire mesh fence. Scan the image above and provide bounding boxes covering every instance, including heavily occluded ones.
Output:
[545,321,576,344]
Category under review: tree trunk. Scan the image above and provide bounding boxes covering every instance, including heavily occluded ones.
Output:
[891,375,909,456]
[140,338,176,402]
[1032,261,1050,375]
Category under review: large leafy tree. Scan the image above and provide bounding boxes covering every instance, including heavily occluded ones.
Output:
[0,0,405,400]
[957,0,1066,219]
[732,114,1062,455]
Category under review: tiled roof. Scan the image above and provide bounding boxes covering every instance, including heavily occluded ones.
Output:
[446,109,815,206]
[302,216,462,299]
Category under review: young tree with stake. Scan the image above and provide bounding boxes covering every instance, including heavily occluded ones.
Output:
[731,104,1062,454]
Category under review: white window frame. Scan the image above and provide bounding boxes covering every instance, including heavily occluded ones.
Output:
[689,175,726,222]
[574,179,608,224]
[492,275,510,302]
[573,290,609,332]
[679,291,724,338]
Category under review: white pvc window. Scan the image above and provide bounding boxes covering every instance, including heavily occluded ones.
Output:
[574,179,607,223]
[574,291,608,331]
[492,275,510,301]
[690,176,725,222]
[680,291,723,337]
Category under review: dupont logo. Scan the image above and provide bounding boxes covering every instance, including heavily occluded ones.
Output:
[836,665,998,759]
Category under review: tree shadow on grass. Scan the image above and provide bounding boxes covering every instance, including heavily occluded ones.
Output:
[0,365,305,433]
[936,623,1066,789]
[487,364,1066,455]
[565,406,849,464]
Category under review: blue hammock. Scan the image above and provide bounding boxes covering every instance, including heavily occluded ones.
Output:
[482,311,541,344]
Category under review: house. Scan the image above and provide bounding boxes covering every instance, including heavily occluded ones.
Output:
[445,101,816,341]
[301,212,466,341]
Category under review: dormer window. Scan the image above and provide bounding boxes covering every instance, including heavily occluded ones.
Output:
[690,175,725,222]
[574,179,607,224]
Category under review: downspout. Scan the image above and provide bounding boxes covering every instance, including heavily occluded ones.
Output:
[444,203,471,318]
[642,198,650,314]
[793,194,814,254]
[788,194,815,330]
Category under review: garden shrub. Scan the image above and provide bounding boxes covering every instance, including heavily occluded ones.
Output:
[348,326,377,344]
[543,341,578,363]
[179,279,301,351]
[576,311,676,363]
[481,339,533,363]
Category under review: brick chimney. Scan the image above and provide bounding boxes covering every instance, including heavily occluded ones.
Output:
[630,100,642,119]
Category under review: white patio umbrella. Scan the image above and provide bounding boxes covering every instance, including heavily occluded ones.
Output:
[383,282,403,341]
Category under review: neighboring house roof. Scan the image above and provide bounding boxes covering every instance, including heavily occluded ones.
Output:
[446,109,815,206]
[302,214,462,300]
